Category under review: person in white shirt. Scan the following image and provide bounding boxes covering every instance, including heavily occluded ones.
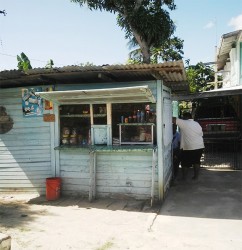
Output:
[172,112,204,180]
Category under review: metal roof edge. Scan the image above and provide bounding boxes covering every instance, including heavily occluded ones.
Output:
[217,30,242,70]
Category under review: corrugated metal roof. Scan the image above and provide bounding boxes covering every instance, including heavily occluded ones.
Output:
[0,61,188,94]
[172,85,242,101]
[217,30,242,70]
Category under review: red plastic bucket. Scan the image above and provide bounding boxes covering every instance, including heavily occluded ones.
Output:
[46,177,61,201]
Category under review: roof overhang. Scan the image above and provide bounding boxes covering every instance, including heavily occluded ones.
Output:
[172,85,242,101]
[36,85,156,104]
[217,30,242,70]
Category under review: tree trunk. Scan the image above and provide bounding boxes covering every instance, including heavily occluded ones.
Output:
[132,29,151,64]
[141,44,151,64]
[122,5,151,64]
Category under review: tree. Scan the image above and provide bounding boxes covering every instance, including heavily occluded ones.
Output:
[17,52,32,71]
[128,36,183,64]
[71,0,179,64]
[185,62,222,93]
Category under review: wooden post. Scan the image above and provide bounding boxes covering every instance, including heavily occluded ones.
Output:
[89,151,96,201]
[151,148,157,207]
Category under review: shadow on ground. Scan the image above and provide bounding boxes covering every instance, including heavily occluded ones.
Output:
[27,195,161,213]
[27,168,242,220]
[0,197,53,229]
[160,168,242,220]
[1,167,241,232]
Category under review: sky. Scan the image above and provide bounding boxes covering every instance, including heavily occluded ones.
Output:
[0,0,242,71]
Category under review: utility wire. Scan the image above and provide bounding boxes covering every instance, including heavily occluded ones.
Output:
[0,52,64,66]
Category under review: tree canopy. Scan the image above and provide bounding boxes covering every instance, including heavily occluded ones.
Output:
[186,62,222,93]
[71,0,182,63]
[128,36,183,64]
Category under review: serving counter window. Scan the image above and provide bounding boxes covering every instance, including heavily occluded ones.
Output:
[59,102,156,146]
[37,85,157,147]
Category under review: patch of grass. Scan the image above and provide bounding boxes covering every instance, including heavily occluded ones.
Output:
[19,227,31,232]
[96,241,114,250]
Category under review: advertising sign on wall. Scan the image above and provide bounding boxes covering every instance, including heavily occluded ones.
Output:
[22,87,43,117]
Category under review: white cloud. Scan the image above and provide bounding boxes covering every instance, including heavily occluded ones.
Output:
[228,14,242,30]
[204,21,215,29]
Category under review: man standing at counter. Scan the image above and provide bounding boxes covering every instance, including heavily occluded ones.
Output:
[172,112,204,180]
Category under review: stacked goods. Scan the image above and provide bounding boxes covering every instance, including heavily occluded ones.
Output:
[61,127,70,145]
[69,128,78,145]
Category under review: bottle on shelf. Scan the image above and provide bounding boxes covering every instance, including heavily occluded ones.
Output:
[121,116,124,123]
[145,110,150,122]
[140,110,145,123]
[132,111,137,123]
[137,110,141,123]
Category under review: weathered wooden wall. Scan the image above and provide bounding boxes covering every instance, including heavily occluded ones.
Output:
[0,80,167,201]
[59,150,90,196]
[96,151,158,200]
[59,150,158,200]
[0,87,52,194]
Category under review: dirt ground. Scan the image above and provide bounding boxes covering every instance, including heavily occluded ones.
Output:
[1,168,242,250]
[0,194,160,250]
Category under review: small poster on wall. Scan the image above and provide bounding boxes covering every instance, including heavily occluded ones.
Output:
[22,87,43,117]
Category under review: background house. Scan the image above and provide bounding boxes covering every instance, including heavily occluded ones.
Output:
[217,29,242,88]
[173,30,242,170]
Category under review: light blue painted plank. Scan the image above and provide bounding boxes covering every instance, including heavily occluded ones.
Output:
[0,149,51,156]
[0,162,51,168]
[0,166,51,171]
[0,145,50,151]
[0,157,51,163]
[96,173,152,182]
[0,171,51,176]
[0,134,51,140]
[60,165,89,172]
[61,178,90,186]
[60,171,90,178]
[96,179,152,188]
